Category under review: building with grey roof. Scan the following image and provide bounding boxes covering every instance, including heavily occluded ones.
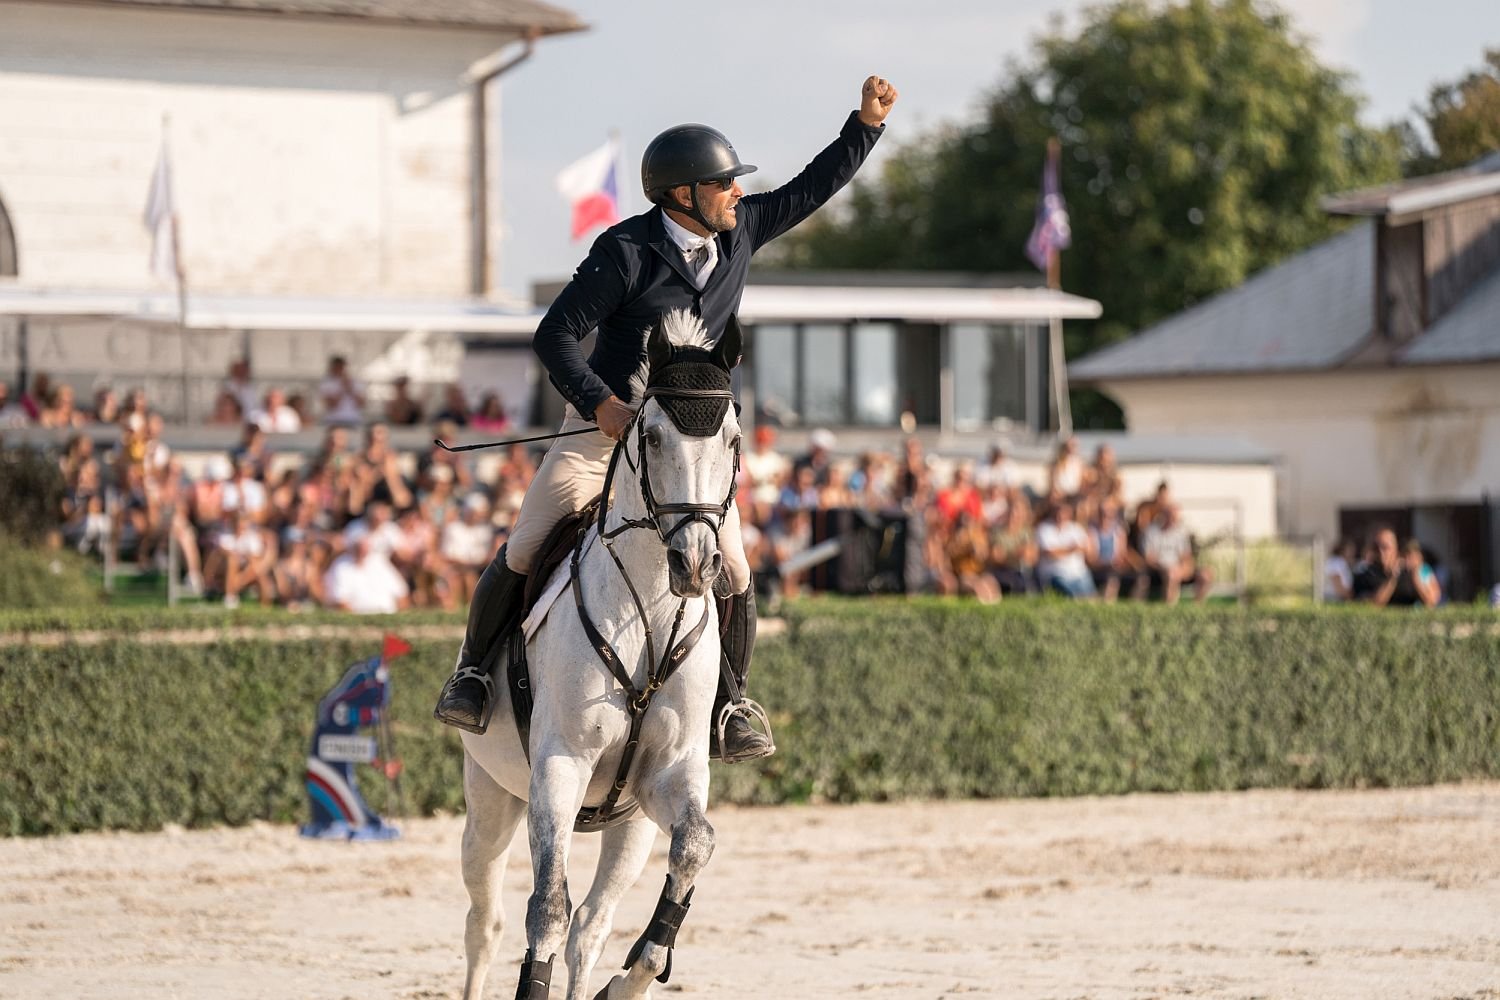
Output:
[1071,157,1500,600]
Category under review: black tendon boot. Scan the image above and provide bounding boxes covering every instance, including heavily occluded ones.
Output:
[709,576,775,762]
[434,544,527,734]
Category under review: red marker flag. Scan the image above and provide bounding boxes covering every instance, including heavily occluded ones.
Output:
[382,633,413,662]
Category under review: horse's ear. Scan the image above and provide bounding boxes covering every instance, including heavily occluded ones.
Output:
[647,318,673,375]
[712,314,743,372]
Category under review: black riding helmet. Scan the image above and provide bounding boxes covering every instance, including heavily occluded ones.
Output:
[641,124,757,232]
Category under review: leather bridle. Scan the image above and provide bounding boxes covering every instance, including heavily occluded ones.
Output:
[569,385,739,829]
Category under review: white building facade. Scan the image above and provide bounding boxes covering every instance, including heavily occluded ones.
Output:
[0,0,581,416]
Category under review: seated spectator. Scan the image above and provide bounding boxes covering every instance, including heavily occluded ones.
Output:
[441,492,497,601]
[209,390,244,425]
[343,500,403,559]
[795,428,836,487]
[323,529,409,614]
[1036,499,1096,598]
[319,355,366,426]
[1323,537,1358,603]
[118,387,150,429]
[384,375,425,426]
[40,382,87,429]
[975,444,1017,491]
[1047,435,1086,500]
[1088,494,1146,602]
[1357,528,1440,608]
[942,510,1000,604]
[988,494,1038,595]
[91,386,120,425]
[286,392,313,428]
[432,383,471,428]
[742,425,789,509]
[0,380,27,428]
[391,502,448,609]
[250,387,302,433]
[777,465,820,515]
[272,526,322,610]
[205,508,277,608]
[936,462,983,526]
[471,392,511,433]
[818,465,855,509]
[767,507,813,598]
[1088,443,1121,500]
[221,453,270,522]
[221,358,259,418]
[60,458,109,555]
[20,372,51,422]
[1143,504,1213,604]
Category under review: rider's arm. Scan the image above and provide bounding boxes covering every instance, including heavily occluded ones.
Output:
[532,237,633,420]
[739,112,883,252]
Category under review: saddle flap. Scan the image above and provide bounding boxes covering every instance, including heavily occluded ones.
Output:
[522,495,602,613]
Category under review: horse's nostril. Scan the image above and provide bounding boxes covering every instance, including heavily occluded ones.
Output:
[668,549,692,577]
[707,553,723,579]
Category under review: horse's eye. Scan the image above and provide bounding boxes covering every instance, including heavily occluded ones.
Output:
[645,427,662,449]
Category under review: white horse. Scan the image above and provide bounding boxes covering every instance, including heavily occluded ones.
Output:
[458,310,744,1000]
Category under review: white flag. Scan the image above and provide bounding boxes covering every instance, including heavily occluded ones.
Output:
[144,130,180,284]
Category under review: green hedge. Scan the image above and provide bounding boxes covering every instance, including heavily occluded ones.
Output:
[2,601,1498,835]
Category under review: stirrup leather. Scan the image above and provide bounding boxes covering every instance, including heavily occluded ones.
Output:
[713,697,775,763]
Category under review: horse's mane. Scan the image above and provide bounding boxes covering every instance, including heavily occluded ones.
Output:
[626,309,717,404]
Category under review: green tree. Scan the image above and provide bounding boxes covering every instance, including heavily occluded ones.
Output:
[771,0,1403,427]
[1405,48,1500,175]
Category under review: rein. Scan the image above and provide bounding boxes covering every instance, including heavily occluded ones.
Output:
[569,386,737,829]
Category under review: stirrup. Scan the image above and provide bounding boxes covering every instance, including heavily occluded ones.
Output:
[433,656,499,736]
[714,698,775,764]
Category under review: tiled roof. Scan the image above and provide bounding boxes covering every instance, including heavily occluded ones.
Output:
[35,0,586,33]
[1070,222,1374,381]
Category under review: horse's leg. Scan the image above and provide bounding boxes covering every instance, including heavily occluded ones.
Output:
[563,817,657,1000]
[519,752,592,997]
[597,766,714,1000]
[461,752,528,1000]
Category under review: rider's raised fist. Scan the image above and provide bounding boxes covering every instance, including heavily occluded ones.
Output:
[859,75,898,127]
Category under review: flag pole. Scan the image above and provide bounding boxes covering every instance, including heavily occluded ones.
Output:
[1044,137,1074,438]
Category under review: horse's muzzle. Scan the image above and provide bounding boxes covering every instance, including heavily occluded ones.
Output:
[667,540,721,598]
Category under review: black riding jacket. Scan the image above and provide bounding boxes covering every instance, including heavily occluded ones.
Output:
[534,111,883,419]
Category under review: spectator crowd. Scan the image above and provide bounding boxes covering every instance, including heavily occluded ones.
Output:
[12,361,1453,613]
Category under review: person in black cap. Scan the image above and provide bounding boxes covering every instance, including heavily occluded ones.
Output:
[435,75,899,760]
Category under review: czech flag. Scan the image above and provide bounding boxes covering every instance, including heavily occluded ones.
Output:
[556,137,622,241]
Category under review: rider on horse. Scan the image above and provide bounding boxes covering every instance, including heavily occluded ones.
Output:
[435,75,899,762]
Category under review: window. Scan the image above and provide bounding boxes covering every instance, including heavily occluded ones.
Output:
[799,323,846,424]
[752,324,796,424]
[951,323,1028,430]
[851,322,898,425]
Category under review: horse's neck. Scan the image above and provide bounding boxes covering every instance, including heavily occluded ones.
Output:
[583,457,681,626]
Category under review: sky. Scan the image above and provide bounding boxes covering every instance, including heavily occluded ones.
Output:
[495,0,1499,299]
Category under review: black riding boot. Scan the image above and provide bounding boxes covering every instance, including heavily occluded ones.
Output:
[433,544,527,734]
[709,577,775,763]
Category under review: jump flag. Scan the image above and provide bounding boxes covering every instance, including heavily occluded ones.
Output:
[300,634,411,841]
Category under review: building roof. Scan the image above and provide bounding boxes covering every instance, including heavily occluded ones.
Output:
[1322,155,1500,223]
[739,284,1101,324]
[1398,268,1500,365]
[30,0,586,33]
[0,286,544,334]
[1070,222,1374,382]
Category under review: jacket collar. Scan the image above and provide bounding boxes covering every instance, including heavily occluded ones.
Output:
[648,207,733,290]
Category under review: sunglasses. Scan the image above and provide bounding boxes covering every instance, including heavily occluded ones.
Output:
[698,176,735,192]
